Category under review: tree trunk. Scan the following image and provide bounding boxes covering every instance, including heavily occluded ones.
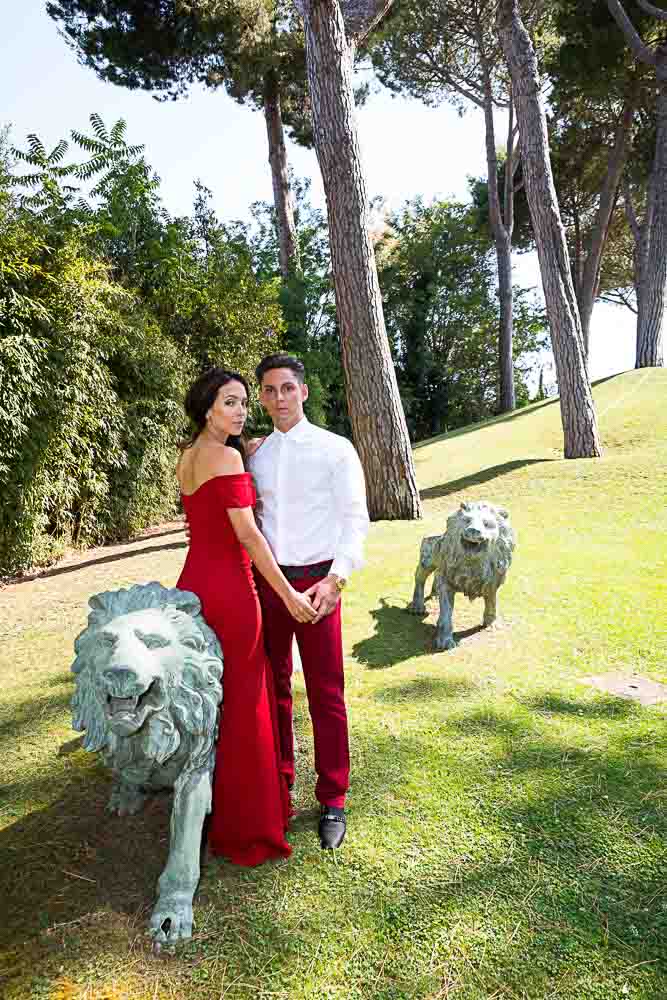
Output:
[636,74,667,367]
[299,0,422,519]
[403,270,433,440]
[497,229,515,410]
[481,55,515,413]
[263,68,300,281]
[605,0,665,367]
[577,96,635,356]
[497,0,602,459]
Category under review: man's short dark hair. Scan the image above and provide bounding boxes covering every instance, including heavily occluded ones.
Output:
[255,353,306,386]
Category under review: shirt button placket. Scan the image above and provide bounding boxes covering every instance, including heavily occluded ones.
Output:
[276,434,286,564]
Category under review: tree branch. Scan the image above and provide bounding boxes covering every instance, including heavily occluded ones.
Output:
[622,177,642,243]
[579,93,635,320]
[340,0,394,44]
[606,0,658,66]
[599,289,638,312]
[504,93,517,238]
[635,0,667,22]
[440,75,486,109]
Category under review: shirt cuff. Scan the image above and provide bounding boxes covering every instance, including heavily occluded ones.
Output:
[330,556,353,580]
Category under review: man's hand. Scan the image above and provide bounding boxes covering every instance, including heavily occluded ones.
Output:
[245,437,266,458]
[303,575,341,624]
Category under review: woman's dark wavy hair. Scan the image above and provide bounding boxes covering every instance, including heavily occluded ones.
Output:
[180,367,250,464]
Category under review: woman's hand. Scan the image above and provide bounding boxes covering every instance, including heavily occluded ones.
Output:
[283,587,318,624]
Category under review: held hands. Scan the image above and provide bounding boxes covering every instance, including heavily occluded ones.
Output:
[183,507,333,626]
[284,587,319,624]
[303,576,341,625]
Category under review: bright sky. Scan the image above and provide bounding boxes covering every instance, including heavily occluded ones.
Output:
[3,1,653,381]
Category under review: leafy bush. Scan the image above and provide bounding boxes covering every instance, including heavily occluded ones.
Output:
[0,119,284,575]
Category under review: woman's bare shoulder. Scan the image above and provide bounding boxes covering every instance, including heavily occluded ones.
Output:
[179,443,243,494]
[175,449,189,486]
[217,446,245,473]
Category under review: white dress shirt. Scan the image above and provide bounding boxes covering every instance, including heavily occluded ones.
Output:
[248,417,369,579]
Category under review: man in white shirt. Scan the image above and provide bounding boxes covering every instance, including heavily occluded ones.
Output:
[249,353,369,849]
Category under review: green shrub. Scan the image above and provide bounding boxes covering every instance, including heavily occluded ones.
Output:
[0,189,283,575]
[0,228,189,574]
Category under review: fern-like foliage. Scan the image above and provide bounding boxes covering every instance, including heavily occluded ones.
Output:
[8,114,150,215]
[89,111,109,142]
[8,135,79,214]
[72,115,146,194]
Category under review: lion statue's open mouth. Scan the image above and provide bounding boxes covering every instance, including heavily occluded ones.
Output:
[71,582,223,946]
[105,677,166,734]
[461,536,489,552]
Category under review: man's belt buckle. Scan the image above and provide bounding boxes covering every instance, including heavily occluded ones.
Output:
[281,560,332,581]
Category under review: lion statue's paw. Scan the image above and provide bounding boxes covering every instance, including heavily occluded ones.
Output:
[107,784,147,817]
[433,634,458,652]
[149,894,194,947]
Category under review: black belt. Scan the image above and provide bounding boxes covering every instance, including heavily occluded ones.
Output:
[279,560,333,581]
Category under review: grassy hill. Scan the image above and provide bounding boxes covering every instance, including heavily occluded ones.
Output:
[1,369,666,1000]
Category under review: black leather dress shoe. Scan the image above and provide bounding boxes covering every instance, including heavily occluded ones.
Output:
[318,805,346,849]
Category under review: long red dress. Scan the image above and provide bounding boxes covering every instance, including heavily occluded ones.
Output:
[177,472,292,866]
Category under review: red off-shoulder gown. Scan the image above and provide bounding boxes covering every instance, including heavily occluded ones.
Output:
[177,472,291,866]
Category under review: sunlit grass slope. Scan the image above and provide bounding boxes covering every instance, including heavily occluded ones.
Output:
[1,368,666,1000]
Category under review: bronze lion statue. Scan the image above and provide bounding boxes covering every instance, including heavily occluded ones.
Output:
[71,582,223,946]
[408,501,516,651]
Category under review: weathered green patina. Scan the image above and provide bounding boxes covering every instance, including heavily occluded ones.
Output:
[408,501,516,651]
[71,582,223,946]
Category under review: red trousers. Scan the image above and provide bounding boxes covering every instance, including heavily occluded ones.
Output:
[255,571,349,809]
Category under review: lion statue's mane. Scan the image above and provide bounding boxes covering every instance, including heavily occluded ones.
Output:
[72,583,223,781]
[70,582,224,945]
[438,501,515,600]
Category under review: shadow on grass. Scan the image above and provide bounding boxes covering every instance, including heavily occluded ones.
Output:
[121,527,184,546]
[0,689,73,753]
[353,601,428,668]
[374,676,476,703]
[0,767,171,953]
[522,692,638,719]
[7,540,186,586]
[352,599,483,669]
[58,734,84,756]
[420,458,555,502]
[44,672,74,689]
[446,704,529,740]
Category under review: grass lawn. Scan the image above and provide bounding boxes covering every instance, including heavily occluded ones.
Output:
[1,368,666,1000]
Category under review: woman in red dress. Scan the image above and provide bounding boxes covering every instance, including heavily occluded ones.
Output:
[176,368,316,866]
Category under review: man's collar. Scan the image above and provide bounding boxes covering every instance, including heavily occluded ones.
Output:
[272,416,311,441]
